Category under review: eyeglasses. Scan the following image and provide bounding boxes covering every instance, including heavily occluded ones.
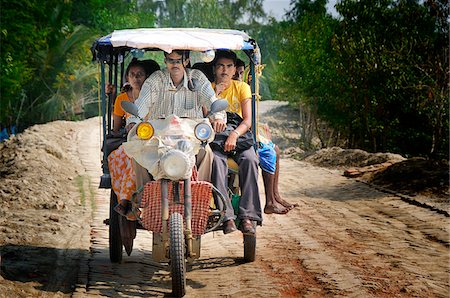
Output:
[165,57,183,65]
[128,72,145,79]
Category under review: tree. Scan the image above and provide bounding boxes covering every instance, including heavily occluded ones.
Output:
[267,0,342,148]
[0,0,73,129]
[0,0,156,131]
[334,0,448,156]
[146,0,266,30]
[269,0,448,157]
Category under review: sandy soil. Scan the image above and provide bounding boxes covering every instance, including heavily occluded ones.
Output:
[0,101,448,297]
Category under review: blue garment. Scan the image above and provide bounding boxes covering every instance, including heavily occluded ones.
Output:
[258,141,276,174]
[0,128,9,142]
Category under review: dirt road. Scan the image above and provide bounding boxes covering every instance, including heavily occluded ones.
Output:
[1,102,449,297]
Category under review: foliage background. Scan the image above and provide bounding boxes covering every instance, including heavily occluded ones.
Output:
[0,0,447,158]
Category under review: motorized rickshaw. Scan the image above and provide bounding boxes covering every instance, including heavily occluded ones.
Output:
[91,28,263,297]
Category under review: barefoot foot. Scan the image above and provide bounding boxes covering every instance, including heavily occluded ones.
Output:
[264,205,289,214]
[274,196,299,210]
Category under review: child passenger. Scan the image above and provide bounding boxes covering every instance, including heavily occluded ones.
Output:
[234,58,298,214]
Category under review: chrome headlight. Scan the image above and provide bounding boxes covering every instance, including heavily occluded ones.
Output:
[160,149,193,180]
[194,122,212,141]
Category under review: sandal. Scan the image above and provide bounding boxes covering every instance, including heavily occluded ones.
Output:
[126,209,141,221]
[114,204,127,217]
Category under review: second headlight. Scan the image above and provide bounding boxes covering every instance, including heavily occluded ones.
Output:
[194,122,212,141]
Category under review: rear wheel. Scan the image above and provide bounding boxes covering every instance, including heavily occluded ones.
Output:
[109,190,123,263]
[170,212,186,297]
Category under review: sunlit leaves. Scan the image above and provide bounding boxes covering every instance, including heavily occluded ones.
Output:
[333,0,448,155]
[269,0,448,157]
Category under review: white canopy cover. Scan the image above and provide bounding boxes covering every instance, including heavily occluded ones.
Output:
[110,28,250,53]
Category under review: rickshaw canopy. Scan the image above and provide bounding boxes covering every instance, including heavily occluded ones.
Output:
[92,28,259,61]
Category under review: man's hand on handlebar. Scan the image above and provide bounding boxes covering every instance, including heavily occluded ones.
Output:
[211,119,226,133]
[126,123,136,132]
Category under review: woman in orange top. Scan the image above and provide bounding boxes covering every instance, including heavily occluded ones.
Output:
[112,59,160,133]
[108,59,159,219]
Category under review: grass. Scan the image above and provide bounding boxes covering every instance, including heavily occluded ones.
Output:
[75,175,96,212]
[75,175,86,206]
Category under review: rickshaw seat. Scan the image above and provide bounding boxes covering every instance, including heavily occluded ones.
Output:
[227,158,239,173]
[192,62,214,82]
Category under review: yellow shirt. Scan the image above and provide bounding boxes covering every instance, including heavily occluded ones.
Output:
[212,80,251,117]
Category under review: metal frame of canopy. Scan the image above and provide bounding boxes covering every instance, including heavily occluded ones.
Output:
[91,28,262,188]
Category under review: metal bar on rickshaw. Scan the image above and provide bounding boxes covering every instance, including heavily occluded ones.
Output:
[112,53,119,133]
[161,179,169,241]
[183,178,193,257]
[107,58,114,134]
[249,52,257,148]
[100,62,108,174]
[119,53,125,89]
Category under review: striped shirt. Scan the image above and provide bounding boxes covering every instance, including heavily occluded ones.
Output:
[127,68,224,124]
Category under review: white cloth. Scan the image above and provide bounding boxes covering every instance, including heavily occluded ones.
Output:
[122,116,214,180]
[110,28,246,53]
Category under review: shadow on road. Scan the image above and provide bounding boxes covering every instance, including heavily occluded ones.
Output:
[1,244,84,294]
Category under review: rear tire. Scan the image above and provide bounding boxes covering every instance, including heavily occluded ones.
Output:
[170,212,186,297]
[109,190,123,263]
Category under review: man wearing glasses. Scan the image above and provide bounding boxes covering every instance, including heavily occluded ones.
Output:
[128,50,226,126]
[126,50,226,191]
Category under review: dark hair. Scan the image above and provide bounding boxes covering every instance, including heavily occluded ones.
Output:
[125,58,145,78]
[164,50,190,60]
[122,58,159,92]
[192,62,214,82]
[214,50,237,65]
[236,58,245,68]
[141,59,160,76]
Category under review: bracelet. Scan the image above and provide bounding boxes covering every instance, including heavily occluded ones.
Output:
[231,130,240,137]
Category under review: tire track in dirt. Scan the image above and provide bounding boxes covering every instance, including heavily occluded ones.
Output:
[72,116,449,297]
[257,158,449,297]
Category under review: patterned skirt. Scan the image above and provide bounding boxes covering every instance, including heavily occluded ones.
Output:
[108,145,136,202]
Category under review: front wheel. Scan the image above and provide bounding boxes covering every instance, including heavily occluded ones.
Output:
[243,227,256,262]
[170,212,186,297]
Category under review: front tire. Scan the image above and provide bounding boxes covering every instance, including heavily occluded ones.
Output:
[170,212,186,297]
[243,228,256,262]
[109,190,123,263]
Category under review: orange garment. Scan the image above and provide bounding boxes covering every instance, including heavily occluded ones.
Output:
[108,146,136,202]
[108,92,135,202]
[113,92,132,118]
